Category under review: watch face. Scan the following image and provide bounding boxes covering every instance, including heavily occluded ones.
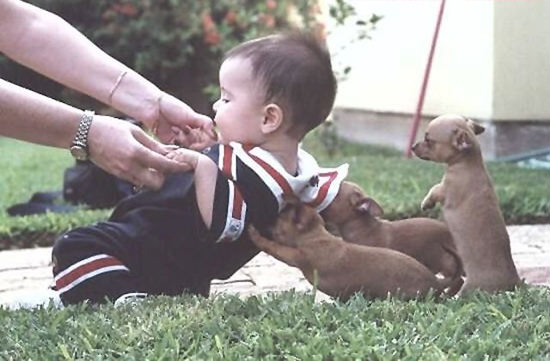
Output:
[70,145,88,161]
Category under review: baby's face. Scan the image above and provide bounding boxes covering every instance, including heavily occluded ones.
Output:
[212,56,266,145]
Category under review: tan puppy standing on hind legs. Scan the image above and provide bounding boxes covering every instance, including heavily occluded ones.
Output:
[412,114,521,293]
[248,200,457,301]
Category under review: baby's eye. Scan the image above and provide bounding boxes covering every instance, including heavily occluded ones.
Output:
[221,98,230,104]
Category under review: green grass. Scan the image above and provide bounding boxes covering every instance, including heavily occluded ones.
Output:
[1,133,549,250]
[0,138,109,249]
[1,286,549,360]
[1,136,549,360]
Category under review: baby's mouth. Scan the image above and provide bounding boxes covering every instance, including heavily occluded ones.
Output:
[212,120,219,140]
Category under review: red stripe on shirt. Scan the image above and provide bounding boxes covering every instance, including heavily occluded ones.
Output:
[222,145,234,180]
[242,144,255,152]
[55,256,124,290]
[232,184,244,219]
[245,151,293,196]
[308,171,338,208]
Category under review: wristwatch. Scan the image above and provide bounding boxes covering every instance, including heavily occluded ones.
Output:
[69,110,95,161]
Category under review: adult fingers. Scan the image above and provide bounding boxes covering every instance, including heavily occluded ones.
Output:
[132,127,179,155]
[160,93,213,129]
[87,117,167,189]
[132,130,195,174]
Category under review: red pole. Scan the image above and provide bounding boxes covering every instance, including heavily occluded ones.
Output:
[405,0,446,157]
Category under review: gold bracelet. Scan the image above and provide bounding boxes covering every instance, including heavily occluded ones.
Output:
[107,70,128,105]
[151,92,164,136]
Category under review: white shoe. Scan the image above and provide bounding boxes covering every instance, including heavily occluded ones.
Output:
[1,289,63,310]
[114,292,148,307]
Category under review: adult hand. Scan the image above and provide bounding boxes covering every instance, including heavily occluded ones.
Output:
[87,115,184,190]
[154,92,216,145]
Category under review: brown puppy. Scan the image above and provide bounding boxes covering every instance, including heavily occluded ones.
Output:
[321,181,464,294]
[248,201,452,301]
[412,114,521,293]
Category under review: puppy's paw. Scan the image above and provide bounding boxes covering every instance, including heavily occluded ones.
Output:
[421,197,435,210]
[247,226,268,247]
[248,225,260,239]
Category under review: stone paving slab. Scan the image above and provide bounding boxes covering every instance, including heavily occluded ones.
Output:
[0,225,548,308]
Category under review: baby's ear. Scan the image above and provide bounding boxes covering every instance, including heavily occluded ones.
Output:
[261,103,284,135]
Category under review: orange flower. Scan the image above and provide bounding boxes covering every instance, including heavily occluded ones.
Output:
[112,3,138,17]
[259,13,275,28]
[202,12,220,45]
[266,0,277,10]
[202,13,216,32]
[224,10,238,26]
[204,31,221,46]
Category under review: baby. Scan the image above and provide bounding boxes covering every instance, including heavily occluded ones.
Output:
[52,32,348,305]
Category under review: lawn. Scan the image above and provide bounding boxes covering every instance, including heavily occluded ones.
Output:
[1,132,549,250]
[1,287,549,360]
[1,134,549,359]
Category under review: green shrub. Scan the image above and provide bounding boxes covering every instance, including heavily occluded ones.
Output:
[0,0,377,114]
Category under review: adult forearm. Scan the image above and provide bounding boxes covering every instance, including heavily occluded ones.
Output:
[0,0,161,127]
[0,79,80,148]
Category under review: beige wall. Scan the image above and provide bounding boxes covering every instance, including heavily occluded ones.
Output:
[327,0,549,122]
[493,0,550,120]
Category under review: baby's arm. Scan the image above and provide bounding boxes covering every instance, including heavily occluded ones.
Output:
[166,148,218,227]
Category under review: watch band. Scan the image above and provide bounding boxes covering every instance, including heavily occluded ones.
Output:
[70,110,95,160]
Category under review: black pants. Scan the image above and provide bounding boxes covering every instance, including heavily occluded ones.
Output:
[52,221,257,305]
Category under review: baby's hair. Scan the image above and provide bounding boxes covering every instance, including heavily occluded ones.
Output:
[224,32,336,139]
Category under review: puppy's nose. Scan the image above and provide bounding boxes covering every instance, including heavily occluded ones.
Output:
[411,142,419,151]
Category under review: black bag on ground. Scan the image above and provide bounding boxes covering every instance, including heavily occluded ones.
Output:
[7,161,134,216]
[63,160,134,209]
[6,191,75,216]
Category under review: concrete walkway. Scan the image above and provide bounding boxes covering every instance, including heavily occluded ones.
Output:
[1,225,549,309]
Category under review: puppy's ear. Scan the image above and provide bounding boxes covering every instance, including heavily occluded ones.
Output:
[467,119,485,135]
[452,129,473,152]
[355,197,384,217]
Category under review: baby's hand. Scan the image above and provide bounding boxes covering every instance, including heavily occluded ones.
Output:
[173,123,218,151]
[166,148,201,171]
